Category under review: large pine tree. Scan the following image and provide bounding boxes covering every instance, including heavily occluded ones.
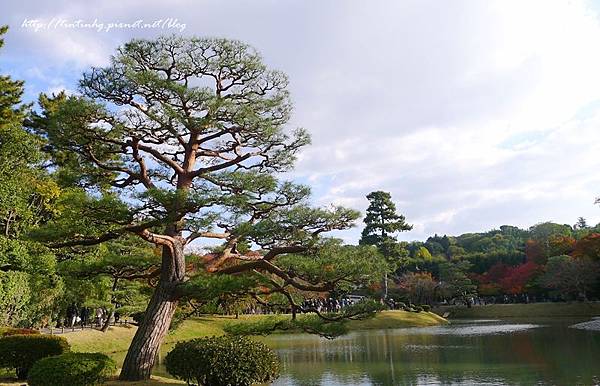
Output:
[33,36,386,380]
[359,191,412,246]
[359,191,412,298]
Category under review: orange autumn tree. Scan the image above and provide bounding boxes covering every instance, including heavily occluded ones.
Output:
[572,233,600,261]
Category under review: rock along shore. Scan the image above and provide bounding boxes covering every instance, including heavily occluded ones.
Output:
[570,317,600,331]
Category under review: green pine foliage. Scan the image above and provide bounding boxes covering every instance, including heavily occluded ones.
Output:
[360,191,412,247]
[0,26,64,328]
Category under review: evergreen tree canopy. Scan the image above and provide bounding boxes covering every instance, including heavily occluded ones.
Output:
[359,191,412,246]
[0,26,63,328]
[28,35,387,380]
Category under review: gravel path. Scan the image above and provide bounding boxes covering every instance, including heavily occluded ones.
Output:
[570,317,600,331]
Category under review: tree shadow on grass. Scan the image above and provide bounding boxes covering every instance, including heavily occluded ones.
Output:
[0,373,184,385]
[104,376,184,385]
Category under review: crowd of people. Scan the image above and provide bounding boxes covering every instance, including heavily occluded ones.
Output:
[56,291,588,327]
[61,304,120,328]
[242,296,366,315]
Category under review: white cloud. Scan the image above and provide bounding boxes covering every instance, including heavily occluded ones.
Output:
[2,0,600,241]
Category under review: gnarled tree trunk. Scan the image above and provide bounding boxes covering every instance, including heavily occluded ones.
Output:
[101,278,119,332]
[119,239,185,381]
[100,309,114,332]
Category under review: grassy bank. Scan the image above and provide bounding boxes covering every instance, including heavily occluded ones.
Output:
[434,302,600,319]
[0,311,445,385]
[66,310,446,354]
[0,373,185,386]
[346,310,447,329]
[103,375,185,385]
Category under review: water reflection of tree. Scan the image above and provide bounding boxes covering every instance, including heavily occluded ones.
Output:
[270,323,600,386]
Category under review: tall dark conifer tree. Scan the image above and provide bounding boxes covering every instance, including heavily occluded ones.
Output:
[359,191,412,298]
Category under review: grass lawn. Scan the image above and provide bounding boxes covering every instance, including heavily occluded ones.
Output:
[346,309,447,329]
[103,374,185,385]
[0,373,185,386]
[433,301,600,319]
[65,310,447,354]
[0,311,445,385]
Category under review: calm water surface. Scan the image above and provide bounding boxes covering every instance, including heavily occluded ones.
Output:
[261,318,600,386]
[141,318,600,385]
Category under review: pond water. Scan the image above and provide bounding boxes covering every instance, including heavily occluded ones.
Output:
[143,318,600,385]
[262,318,600,386]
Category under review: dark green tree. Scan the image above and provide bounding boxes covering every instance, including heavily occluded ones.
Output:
[33,36,385,380]
[60,237,160,331]
[359,191,412,298]
[539,255,599,301]
[438,261,477,307]
[528,222,573,261]
[0,26,25,127]
[0,24,40,243]
[360,191,412,245]
[574,217,588,230]
[0,26,63,327]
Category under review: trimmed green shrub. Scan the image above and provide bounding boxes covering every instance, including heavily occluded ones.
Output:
[421,304,431,312]
[27,352,116,386]
[0,334,70,378]
[165,335,280,386]
[0,328,40,336]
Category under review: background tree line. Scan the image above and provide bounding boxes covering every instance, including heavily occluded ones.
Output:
[385,219,600,305]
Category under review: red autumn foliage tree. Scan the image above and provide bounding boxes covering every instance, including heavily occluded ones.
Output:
[499,261,540,295]
[470,262,509,296]
[486,262,510,283]
[397,272,437,305]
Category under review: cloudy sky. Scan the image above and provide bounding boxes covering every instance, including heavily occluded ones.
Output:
[2,0,600,243]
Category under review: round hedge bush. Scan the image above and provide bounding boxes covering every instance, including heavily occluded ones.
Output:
[165,335,280,386]
[0,334,70,379]
[27,352,116,386]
